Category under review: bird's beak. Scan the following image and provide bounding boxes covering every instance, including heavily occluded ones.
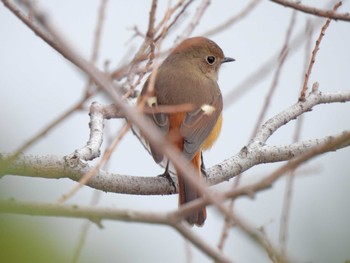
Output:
[221,57,235,64]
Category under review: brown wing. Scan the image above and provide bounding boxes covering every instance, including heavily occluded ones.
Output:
[180,92,223,160]
[148,109,169,163]
[140,79,170,164]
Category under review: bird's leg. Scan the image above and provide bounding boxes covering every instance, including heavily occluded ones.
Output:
[158,160,177,191]
[200,152,208,179]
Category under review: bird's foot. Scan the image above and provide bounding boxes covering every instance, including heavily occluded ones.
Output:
[158,169,177,192]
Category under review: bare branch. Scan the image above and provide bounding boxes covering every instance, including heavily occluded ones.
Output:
[70,103,104,162]
[251,90,350,145]
[0,199,170,224]
[90,0,108,65]
[299,2,341,101]
[225,130,350,200]
[176,0,211,42]
[2,90,350,194]
[0,199,232,263]
[270,0,350,22]
[216,176,241,252]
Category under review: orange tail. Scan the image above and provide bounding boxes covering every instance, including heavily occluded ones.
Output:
[177,151,207,226]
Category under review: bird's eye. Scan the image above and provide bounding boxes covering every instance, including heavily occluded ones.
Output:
[206,56,216,65]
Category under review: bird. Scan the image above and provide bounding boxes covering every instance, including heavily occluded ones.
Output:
[140,36,234,226]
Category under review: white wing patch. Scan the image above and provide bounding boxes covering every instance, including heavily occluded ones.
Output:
[201,104,216,115]
[146,96,158,107]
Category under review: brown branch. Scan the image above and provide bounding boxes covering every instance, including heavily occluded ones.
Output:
[299,2,341,101]
[121,0,191,87]
[124,0,159,99]
[90,0,108,64]
[146,0,157,40]
[154,0,194,42]
[145,0,157,68]
[176,0,211,41]
[270,0,350,22]
[84,0,109,96]
[216,175,241,252]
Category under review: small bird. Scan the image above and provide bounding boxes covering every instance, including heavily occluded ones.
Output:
[140,37,234,226]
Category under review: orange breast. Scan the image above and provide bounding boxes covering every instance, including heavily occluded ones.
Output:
[202,113,222,150]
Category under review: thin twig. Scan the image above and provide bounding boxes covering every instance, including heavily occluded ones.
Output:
[154,0,186,33]
[122,0,192,96]
[299,1,342,101]
[146,0,157,41]
[85,0,109,96]
[125,0,159,97]
[270,0,349,22]
[91,0,108,65]
[216,176,241,251]
[145,0,157,70]
[223,18,322,108]
[154,0,194,42]
[176,0,211,42]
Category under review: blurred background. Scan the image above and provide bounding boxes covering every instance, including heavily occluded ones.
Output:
[1,1,350,262]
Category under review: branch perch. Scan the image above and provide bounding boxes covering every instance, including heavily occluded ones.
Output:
[2,90,350,195]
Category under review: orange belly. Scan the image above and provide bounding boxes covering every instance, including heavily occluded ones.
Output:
[202,113,222,150]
